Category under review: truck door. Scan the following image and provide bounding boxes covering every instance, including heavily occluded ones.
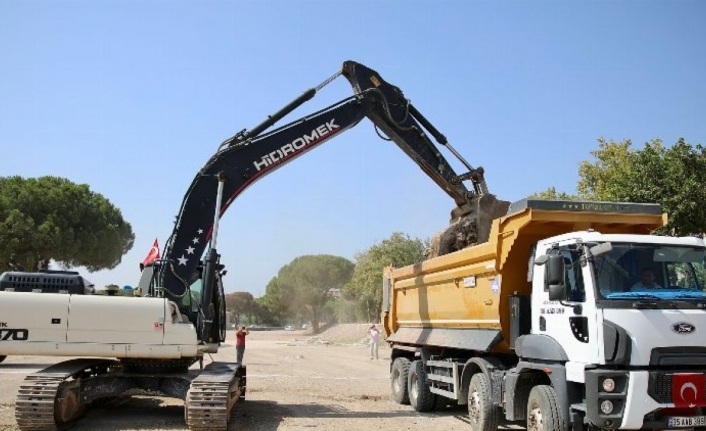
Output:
[532,244,600,364]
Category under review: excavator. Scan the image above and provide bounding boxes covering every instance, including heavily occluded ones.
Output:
[0,60,508,430]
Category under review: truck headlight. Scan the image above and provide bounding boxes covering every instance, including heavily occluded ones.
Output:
[602,378,616,392]
[600,400,614,414]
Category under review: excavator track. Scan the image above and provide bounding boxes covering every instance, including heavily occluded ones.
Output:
[185,362,245,431]
[15,358,118,431]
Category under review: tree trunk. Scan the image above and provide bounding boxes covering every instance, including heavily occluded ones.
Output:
[311,308,320,334]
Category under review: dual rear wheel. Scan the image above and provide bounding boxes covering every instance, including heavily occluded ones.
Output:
[390,358,447,412]
[466,375,567,431]
[390,357,410,404]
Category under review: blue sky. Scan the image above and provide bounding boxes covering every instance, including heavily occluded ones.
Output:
[1,1,705,296]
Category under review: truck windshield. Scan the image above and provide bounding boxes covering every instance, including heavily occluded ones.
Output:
[593,243,706,302]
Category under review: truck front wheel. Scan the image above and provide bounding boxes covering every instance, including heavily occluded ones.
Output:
[391,357,411,404]
[408,360,434,412]
[526,385,568,431]
[468,373,499,431]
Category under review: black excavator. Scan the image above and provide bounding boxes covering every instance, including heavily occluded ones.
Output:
[0,60,508,431]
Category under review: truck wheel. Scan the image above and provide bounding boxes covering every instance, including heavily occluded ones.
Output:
[433,393,449,411]
[0,356,5,364]
[467,373,499,431]
[526,385,568,431]
[391,357,411,404]
[408,360,434,412]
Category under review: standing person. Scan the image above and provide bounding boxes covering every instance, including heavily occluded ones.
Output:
[369,324,380,360]
[235,326,249,364]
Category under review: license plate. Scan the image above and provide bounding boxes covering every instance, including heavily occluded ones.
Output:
[668,415,706,428]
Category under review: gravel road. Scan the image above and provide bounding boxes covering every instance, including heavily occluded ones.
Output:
[0,326,523,431]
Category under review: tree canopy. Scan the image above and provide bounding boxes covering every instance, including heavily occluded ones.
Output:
[225,291,256,326]
[531,138,706,237]
[344,232,426,323]
[271,254,354,332]
[262,276,291,324]
[527,187,578,200]
[577,138,706,236]
[0,176,135,272]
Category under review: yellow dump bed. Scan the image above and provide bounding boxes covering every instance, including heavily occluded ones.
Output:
[382,199,666,353]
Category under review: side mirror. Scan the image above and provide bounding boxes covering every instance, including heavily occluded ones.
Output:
[546,255,567,301]
[589,242,612,258]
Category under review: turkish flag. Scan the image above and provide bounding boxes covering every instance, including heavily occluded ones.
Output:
[672,373,706,408]
[141,238,161,267]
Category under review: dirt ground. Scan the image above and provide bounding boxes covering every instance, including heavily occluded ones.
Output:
[0,324,523,431]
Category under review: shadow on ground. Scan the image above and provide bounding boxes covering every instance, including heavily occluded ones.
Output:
[70,397,185,431]
[63,396,523,431]
[228,400,476,431]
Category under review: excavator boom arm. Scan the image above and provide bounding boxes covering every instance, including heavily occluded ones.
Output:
[341,61,484,203]
[160,98,368,297]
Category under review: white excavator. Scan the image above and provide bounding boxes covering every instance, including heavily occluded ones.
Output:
[0,60,509,430]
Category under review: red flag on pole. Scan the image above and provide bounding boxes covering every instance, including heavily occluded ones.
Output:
[142,238,161,267]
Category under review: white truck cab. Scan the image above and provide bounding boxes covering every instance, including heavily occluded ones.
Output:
[531,231,706,429]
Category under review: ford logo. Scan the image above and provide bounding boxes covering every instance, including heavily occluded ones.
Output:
[672,322,696,334]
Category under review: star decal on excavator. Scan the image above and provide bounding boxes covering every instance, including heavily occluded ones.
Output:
[178,230,203,265]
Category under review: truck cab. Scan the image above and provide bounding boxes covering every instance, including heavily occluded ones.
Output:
[531,232,706,429]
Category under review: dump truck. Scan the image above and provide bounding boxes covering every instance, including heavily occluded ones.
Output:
[383,199,706,430]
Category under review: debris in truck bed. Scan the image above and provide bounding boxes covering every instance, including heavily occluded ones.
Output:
[426,194,510,259]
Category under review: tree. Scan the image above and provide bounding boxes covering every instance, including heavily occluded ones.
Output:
[276,254,354,333]
[577,138,706,236]
[344,232,426,323]
[577,138,635,202]
[261,276,291,324]
[225,292,255,326]
[253,296,274,325]
[528,187,579,200]
[0,176,135,272]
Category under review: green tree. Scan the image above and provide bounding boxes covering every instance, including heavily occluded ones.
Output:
[262,276,291,324]
[252,296,274,325]
[577,138,635,201]
[0,176,134,272]
[225,292,255,326]
[577,138,706,236]
[528,187,579,200]
[277,254,354,333]
[344,232,426,323]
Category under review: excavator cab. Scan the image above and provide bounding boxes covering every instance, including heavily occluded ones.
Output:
[137,261,223,332]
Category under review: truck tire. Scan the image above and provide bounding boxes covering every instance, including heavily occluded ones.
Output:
[467,373,499,431]
[526,385,568,431]
[391,357,411,404]
[433,393,449,410]
[0,355,5,364]
[408,360,434,412]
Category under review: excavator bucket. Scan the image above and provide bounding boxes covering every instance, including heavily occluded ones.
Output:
[428,193,511,258]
